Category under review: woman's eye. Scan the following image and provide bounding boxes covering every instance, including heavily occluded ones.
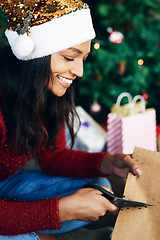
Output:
[63,56,74,61]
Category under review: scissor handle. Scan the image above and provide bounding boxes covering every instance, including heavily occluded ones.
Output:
[83,184,153,209]
[83,184,116,202]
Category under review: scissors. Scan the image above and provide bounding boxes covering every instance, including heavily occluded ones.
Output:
[84,184,154,209]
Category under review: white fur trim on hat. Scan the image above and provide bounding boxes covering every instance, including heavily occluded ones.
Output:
[5,8,95,61]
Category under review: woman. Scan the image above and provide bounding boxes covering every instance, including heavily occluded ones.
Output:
[0,0,141,239]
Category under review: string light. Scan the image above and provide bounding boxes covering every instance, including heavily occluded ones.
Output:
[138,59,144,66]
[94,42,100,50]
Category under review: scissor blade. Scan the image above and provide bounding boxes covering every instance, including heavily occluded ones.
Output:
[83,184,154,209]
[114,198,154,209]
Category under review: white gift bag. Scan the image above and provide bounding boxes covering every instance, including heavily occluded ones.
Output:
[66,106,107,152]
[107,93,157,154]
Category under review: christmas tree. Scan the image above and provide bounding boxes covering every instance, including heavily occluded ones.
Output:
[0,8,8,46]
[76,0,160,124]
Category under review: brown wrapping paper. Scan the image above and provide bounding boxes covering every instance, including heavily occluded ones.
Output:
[112,147,160,240]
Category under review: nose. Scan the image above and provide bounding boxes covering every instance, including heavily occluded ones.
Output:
[70,59,83,77]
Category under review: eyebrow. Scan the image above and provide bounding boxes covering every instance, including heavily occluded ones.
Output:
[67,47,82,54]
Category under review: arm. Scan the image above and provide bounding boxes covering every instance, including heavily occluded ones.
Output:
[0,109,61,235]
[0,108,30,181]
[39,122,141,178]
[38,123,107,178]
[0,198,61,235]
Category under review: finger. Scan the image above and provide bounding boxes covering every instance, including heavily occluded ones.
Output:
[124,155,142,177]
[97,189,119,215]
[101,186,114,194]
[133,167,142,177]
[113,165,129,177]
[104,199,119,215]
[111,206,119,216]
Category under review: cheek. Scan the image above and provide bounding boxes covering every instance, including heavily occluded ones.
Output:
[48,77,67,97]
[51,64,67,75]
[47,78,57,94]
[50,56,62,72]
[50,56,70,74]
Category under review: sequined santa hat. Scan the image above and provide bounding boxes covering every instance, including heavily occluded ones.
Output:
[0,0,95,60]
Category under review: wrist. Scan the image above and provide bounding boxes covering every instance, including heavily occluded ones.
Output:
[99,154,114,175]
[58,195,76,222]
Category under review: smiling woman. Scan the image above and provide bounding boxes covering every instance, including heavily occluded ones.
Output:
[48,41,91,96]
[0,0,141,240]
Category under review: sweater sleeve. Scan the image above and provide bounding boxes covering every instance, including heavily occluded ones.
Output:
[38,123,107,178]
[0,197,61,236]
[0,109,61,235]
[0,108,30,181]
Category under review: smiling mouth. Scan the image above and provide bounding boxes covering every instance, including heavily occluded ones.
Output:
[58,76,73,85]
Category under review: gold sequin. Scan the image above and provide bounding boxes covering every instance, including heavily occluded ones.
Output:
[0,0,88,34]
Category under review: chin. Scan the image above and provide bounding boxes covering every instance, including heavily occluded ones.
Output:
[49,89,66,97]
[56,93,66,97]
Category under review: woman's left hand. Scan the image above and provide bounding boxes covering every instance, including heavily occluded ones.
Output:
[99,153,142,178]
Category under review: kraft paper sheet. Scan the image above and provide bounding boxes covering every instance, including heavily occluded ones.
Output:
[112,147,160,240]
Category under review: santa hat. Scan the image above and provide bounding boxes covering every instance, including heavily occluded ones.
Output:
[0,0,95,60]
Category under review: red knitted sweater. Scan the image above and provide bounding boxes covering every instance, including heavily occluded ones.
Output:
[0,108,107,236]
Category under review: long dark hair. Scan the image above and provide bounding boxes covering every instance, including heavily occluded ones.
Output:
[0,45,79,157]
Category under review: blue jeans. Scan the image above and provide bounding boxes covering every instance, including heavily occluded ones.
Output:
[0,170,111,240]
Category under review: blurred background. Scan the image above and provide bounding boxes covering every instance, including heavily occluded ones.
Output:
[0,0,160,127]
[76,0,160,126]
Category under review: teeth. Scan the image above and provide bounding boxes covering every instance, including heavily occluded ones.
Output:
[58,76,73,84]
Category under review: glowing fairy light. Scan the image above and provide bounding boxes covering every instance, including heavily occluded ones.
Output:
[94,42,100,50]
[138,59,144,66]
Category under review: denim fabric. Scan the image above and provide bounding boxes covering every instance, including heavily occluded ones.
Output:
[0,170,111,239]
[0,233,39,240]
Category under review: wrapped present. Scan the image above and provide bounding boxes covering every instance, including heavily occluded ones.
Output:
[66,106,107,152]
[107,92,157,154]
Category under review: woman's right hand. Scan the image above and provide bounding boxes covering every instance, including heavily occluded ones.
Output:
[58,186,118,223]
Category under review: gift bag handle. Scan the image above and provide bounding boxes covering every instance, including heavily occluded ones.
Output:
[116,92,132,106]
[131,95,145,114]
